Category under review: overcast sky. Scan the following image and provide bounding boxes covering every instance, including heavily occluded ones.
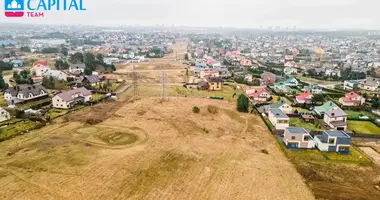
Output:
[1,0,380,29]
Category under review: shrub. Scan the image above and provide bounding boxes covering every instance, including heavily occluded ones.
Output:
[203,128,209,134]
[207,105,217,114]
[192,106,200,113]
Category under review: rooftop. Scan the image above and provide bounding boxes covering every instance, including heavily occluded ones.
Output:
[324,130,350,138]
[286,127,309,134]
[269,108,289,119]
[325,109,348,117]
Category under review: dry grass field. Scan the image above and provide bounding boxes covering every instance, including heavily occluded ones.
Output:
[0,98,315,200]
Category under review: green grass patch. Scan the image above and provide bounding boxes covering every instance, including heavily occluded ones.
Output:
[0,94,7,107]
[347,120,380,134]
[0,121,39,141]
[323,147,371,163]
[289,117,323,131]
[344,110,377,119]
[47,108,69,119]
[92,93,105,100]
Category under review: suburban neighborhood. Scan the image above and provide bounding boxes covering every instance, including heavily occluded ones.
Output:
[0,23,380,199]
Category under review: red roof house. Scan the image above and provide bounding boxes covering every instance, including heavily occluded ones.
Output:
[339,92,365,107]
[249,88,271,103]
[296,90,313,104]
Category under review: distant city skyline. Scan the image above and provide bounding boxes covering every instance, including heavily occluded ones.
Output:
[1,0,380,30]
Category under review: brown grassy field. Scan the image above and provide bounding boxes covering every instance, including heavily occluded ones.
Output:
[0,98,315,200]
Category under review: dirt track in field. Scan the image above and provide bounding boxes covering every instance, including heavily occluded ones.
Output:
[0,98,314,200]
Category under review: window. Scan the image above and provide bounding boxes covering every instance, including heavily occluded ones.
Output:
[303,135,310,141]
[57,99,60,102]
[329,138,335,144]
[291,136,296,140]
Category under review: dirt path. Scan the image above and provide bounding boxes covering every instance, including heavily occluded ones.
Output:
[359,147,380,166]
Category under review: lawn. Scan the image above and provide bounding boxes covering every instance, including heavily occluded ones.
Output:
[347,120,380,134]
[0,121,39,141]
[270,95,280,104]
[292,107,312,114]
[47,108,69,119]
[17,98,51,109]
[0,94,7,107]
[289,117,323,131]
[298,76,341,85]
[92,93,105,100]
[95,83,121,92]
[283,144,371,164]
[344,110,377,119]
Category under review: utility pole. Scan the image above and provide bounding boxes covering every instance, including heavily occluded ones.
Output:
[161,71,167,100]
[132,65,139,99]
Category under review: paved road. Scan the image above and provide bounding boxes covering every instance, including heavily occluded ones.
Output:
[115,84,130,94]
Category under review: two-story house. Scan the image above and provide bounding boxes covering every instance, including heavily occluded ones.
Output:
[4,85,48,105]
[44,70,68,81]
[344,80,360,90]
[268,108,289,130]
[249,88,271,103]
[206,77,224,91]
[314,130,351,153]
[323,109,348,131]
[360,78,379,91]
[295,90,313,104]
[31,61,50,77]
[69,64,86,74]
[339,92,365,107]
[0,107,10,122]
[52,87,92,109]
[283,127,315,149]
[314,101,340,117]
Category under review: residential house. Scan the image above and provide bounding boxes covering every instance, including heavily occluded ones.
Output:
[198,81,209,90]
[244,74,253,82]
[344,80,360,90]
[4,85,48,105]
[283,127,315,149]
[44,70,67,81]
[314,130,351,153]
[263,101,293,114]
[240,59,252,66]
[261,72,276,86]
[206,77,224,91]
[245,86,265,95]
[249,88,271,103]
[284,67,298,75]
[268,108,289,130]
[52,87,92,109]
[301,115,315,123]
[31,61,50,77]
[360,78,379,91]
[339,92,365,107]
[69,64,86,74]
[284,77,299,86]
[273,82,290,92]
[304,85,323,94]
[0,108,11,122]
[323,109,348,131]
[284,61,297,68]
[82,75,102,86]
[200,69,219,79]
[296,90,313,104]
[11,59,24,68]
[314,101,340,116]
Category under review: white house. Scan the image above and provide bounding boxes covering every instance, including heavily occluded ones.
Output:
[31,61,50,77]
[268,108,289,130]
[0,108,10,122]
[44,70,67,81]
[69,64,86,74]
[249,88,272,103]
[4,85,48,105]
[52,87,92,109]
[323,109,348,131]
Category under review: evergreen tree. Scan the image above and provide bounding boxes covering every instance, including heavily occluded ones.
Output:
[237,94,249,112]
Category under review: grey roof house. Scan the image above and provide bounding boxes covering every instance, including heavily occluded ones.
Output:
[4,85,48,105]
[314,130,351,153]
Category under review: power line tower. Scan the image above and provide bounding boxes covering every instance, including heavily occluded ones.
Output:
[132,65,139,99]
[161,71,167,100]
